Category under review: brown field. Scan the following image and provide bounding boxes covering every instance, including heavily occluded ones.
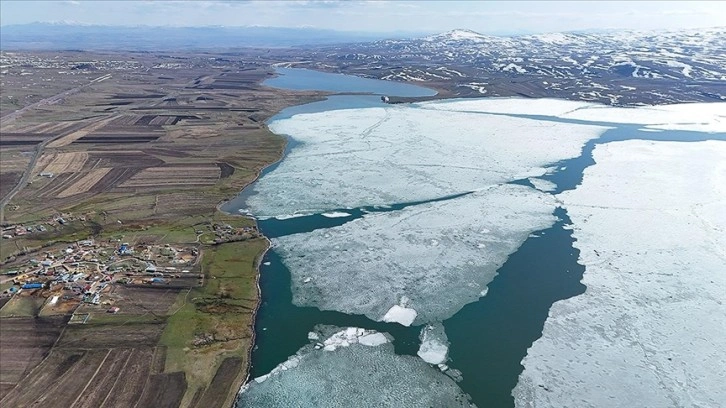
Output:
[37,151,89,174]
[0,317,66,399]
[191,357,243,408]
[0,150,31,173]
[20,150,164,204]
[78,285,182,317]
[87,150,165,169]
[0,171,22,200]
[47,117,117,148]
[1,51,326,408]
[120,165,221,188]
[0,324,177,408]
[57,167,112,197]
[0,133,49,146]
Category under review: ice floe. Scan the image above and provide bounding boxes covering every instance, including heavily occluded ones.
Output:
[382,303,418,327]
[419,98,726,133]
[528,177,557,192]
[273,184,557,324]
[417,97,596,117]
[514,140,726,408]
[251,99,610,324]
[418,323,449,365]
[320,211,352,218]
[559,102,726,133]
[251,103,607,216]
[238,326,474,407]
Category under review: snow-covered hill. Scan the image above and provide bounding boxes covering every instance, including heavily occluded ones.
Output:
[286,27,726,105]
[341,27,726,82]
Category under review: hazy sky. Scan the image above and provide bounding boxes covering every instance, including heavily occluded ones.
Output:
[1,0,724,35]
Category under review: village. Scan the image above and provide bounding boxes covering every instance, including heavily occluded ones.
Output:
[0,219,260,319]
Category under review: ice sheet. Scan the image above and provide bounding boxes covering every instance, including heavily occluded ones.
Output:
[250,99,612,324]
[514,140,726,408]
[251,104,607,216]
[417,97,596,117]
[273,184,557,324]
[238,327,474,407]
[419,98,726,133]
[560,102,726,132]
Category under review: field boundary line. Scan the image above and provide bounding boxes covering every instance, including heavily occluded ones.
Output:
[69,348,113,408]
[98,349,133,408]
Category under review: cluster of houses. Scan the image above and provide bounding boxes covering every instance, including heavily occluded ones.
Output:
[0,237,200,314]
[1,213,75,240]
[206,223,259,244]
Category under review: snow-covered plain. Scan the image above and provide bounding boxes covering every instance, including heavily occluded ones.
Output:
[238,327,473,407]
[514,140,726,408]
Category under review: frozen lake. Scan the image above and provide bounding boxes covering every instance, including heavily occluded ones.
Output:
[232,68,726,407]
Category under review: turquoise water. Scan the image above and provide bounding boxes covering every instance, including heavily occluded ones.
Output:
[232,68,726,407]
[265,67,437,97]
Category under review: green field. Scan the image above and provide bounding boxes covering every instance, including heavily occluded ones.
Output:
[161,238,267,407]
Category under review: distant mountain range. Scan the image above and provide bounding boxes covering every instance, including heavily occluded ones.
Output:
[330,27,726,82]
[2,23,724,105]
[271,27,726,105]
[0,23,425,49]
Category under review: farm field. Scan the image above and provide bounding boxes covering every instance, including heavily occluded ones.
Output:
[0,50,325,408]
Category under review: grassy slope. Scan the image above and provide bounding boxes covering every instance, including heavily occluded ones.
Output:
[161,238,267,408]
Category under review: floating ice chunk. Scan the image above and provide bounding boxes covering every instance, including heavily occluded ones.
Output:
[316,327,391,351]
[528,177,557,192]
[238,327,473,407]
[358,332,389,347]
[275,185,557,323]
[273,213,310,220]
[514,140,726,408]
[417,323,449,365]
[321,211,352,218]
[382,305,418,327]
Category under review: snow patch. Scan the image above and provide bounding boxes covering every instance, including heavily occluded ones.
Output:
[321,211,352,218]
